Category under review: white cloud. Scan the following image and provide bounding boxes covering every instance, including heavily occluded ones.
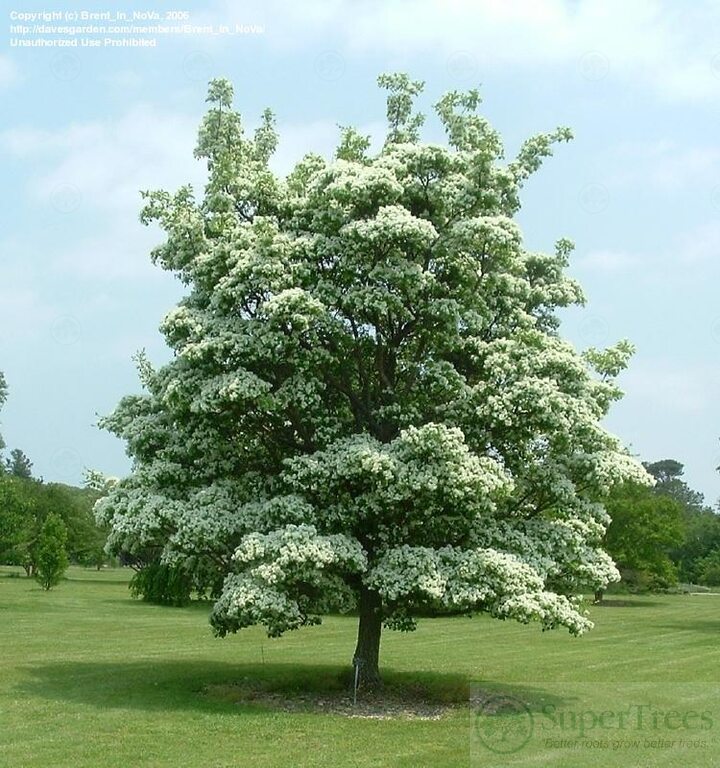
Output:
[206,0,720,103]
[38,106,203,213]
[575,219,720,280]
[0,56,19,89]
[101,70,145,89]
[1,106,205,285]
[0,285,55,346]
[606,139,720,192]
[621,359,720,416]
[49,223,170,281]
[1,106,204,214]
[0,254,58,346]
[676,220,720,265]
[577,249,641,273]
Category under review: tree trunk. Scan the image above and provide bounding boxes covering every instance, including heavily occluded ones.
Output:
[352,586,383,691]
[594,589,604,604]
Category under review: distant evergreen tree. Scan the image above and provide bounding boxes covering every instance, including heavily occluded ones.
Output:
[6,448,33,479]
[644,459,706,511]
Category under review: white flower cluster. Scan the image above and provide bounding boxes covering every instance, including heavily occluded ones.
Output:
[493,592,593,635]
[94,481,180,555]
[311,160,404,213]
[210,573,306,637]
[211,524,366,636]
[233,524,367,573]
[191,370,273,413]
[469,515,620,591]
[343,205,438,251]
[366,544,592,635]
[260,287,326,332]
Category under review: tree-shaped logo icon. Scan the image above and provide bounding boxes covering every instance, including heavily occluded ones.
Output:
[474,694,534,754]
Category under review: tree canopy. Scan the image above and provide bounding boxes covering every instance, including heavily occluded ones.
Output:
[97,74,647,687]
[604,481,684,591]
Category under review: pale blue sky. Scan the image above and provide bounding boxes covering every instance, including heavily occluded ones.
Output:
[1,0,719,503]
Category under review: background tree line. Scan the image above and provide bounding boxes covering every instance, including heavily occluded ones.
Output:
[603,458,720,594]
[0,371,109,582]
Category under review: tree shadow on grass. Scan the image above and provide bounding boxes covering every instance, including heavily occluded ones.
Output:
[98,598,215,613]
[654,620,720,634]
[63,569,130,586]
[593,599,664,608]
[15,659,569,717]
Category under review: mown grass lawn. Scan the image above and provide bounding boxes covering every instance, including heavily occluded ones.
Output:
[2,566,719,767]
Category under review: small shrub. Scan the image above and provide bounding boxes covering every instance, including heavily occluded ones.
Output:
[696,551,720,587]
[129,561,193,606]
[35,513,69,590]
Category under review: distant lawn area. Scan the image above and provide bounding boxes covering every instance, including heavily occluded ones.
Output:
[2,566,719,767]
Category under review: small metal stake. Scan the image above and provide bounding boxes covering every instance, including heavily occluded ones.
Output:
[353,658,362,706]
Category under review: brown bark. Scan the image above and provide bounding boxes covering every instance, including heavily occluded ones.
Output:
[352,586,383,690]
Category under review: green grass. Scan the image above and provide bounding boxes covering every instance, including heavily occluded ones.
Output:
[2,566,719,767]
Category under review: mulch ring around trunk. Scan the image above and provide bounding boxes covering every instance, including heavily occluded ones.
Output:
[202,679,470,719]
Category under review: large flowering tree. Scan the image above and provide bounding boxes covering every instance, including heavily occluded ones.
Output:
[97,75,647,688]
